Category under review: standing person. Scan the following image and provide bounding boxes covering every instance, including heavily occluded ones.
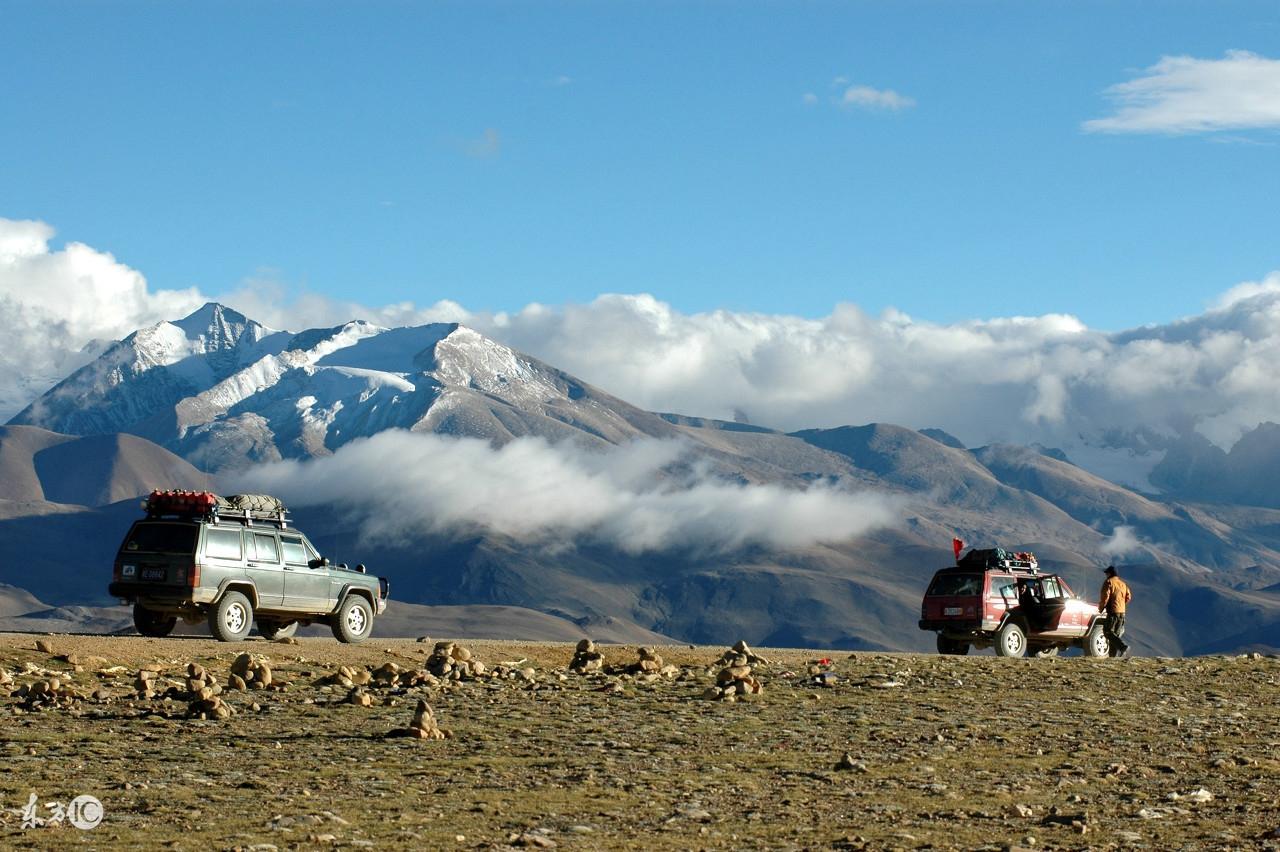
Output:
[1098,565,1132,657]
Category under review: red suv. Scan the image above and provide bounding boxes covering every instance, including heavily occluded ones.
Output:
[919,548,1109,658]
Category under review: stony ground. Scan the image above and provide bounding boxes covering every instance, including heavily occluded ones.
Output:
[0,633,1277,851]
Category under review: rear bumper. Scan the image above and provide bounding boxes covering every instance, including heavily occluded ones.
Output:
[919,618,982,632]
[108,583,211,606]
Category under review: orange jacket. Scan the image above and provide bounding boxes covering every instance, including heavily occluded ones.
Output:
[1099,576,1132,614]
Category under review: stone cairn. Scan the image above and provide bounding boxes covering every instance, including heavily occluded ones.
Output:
[703,641,767,702]
[426,641,487,681]
[228,653,275,691]
[629,646,664,674]
[186,662,234,719]
[387,699,451,740]
[16,676,80,710]
[568,639,604,673]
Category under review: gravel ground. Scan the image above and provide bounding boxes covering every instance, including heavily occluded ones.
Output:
[0,633,1277,850]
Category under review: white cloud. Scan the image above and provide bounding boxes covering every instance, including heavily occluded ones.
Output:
[0,218,205,418]
[8,217,1280,478]
[1084,50,1280,134]
[801,92,819,106]
[1100,525,1143,557]
[231,431,902,554]
[838,84,915,111]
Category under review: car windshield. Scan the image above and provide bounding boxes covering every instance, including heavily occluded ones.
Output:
[927,573,981,596]
[121,522,197,555]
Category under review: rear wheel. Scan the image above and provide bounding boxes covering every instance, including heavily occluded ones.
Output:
[257,619,298,640]
[936,635,970,655]
[209,591,253,642]
[1083,621,1110,658]
[994,621,1027,658]
[133,603,176,638]
[331,595,373,644]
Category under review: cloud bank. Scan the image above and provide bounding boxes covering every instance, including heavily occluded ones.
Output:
[231,431,902,554]
[1085,50,1280,134]
[5,217,1280,479]
[0,218,204,415]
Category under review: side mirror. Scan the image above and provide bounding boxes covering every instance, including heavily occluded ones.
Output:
[308,557,330,569]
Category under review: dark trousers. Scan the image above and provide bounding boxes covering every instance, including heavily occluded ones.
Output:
[1104,612,1128,656]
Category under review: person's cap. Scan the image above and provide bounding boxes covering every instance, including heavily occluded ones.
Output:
[1104,565,1117,575]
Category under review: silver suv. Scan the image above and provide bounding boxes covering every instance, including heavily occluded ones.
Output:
[109,491,388,643]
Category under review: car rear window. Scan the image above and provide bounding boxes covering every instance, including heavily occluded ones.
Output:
[122,522,197,555]
[927,573,981,596]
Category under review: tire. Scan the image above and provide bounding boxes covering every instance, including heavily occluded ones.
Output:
[1083,621,1110,658]
[936,634,970,655]
[1033,645,1060,658]
[209,591,254,642]
[134,603,177,638]
[257,619,298,640]
[331,595,373,644]
[994,620,1027,658]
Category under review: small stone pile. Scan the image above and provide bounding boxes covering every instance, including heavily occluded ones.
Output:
[630,646,664,675]
[228,653,274,690]
[703,644,765,701]
[387,699,451,740]
[714,640,771,668]
[17,677,79,710]
[186,663,233,720]
[426,642,487,680]
[568,639,604,673]
[134,667,161,699]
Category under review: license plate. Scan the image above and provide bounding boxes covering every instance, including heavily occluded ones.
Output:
[944,607,962,616]
[141,567,166,581]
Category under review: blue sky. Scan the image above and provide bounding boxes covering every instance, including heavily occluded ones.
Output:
[3,1,1278,329]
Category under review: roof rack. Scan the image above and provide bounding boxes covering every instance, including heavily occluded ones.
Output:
[143,490,291,529]
[956,547,1039,574]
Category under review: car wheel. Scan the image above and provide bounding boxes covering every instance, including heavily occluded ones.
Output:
[331,595,373,644]
[1083,621,1110,658]
[994,620,1027,658]
[936,634,970,655]
[1032,645,1060,658]
[134,603,177,638]
[209,591,254,642]
[257,619,298,640]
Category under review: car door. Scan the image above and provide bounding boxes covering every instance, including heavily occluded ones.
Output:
[246,531,285,609]
[280,533,332,613]
[1021,576,1068,635]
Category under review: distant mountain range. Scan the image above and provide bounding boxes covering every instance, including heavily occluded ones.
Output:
[3,304,1278,654]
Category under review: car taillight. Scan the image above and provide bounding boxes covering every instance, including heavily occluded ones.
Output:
[189,564,200,587]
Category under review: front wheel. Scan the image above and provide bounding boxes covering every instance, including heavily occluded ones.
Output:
[257,619,298,640]
[1083,621,1110,658]
[936,635,970,655]
[134,603,177,638]
[331,596,373,644]
[209,591,254,642]
[994,621,1027,658]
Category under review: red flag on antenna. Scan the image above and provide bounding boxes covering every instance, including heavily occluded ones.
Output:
[952,537,964,562]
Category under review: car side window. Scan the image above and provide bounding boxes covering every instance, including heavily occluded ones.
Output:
[991,577,1017,599]
[1042,578,1062,599]
[205,528,243,560]
[252,532,281,563]
[281,536,307,565]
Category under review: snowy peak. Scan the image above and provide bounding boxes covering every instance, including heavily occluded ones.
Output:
[10,307,674,470]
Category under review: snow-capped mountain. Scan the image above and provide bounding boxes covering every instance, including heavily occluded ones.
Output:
[11,303,678,470]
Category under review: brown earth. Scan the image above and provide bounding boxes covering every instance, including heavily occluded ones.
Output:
[0,633,1277,850]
